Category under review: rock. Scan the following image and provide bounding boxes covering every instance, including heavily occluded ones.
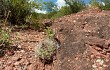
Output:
[28,63,37,70]
[6,50,14,56]
[51,8,110,70]
[43,19,53,27]
[12,56,21,61]
[14,62,20,66]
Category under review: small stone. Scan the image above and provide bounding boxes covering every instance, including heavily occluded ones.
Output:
[99,67,103,69]
[71,30,73,31]
[12,56,20,61]
[14,62,20,66]
[85,22,87,23]
[5,67,11,70]
[68,60,70,62]
[73,20,76,23]
[96,59,104,65]
[92,64,97,68]
[29,63,37,70]
[20,50,25,53]
[6,50,14,56]
[103,64,108,67]
[18,45,22,48]
[7,61,12,65]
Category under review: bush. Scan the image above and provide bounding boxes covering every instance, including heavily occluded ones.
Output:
[52,6,72,18]
[90,0,100,7]
[3,0,39,24]
[0,28,11,47]
[65,0,86,13]
[99,0,110,10]
[100,4,110,10]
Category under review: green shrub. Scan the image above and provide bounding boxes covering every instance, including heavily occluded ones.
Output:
[65,0,86,13]
[3,0,39,24]
[52,6,72,18]
[90,0,100,7]
[0,28,11,46]
[99,0,110,10]
[100,4,110,10]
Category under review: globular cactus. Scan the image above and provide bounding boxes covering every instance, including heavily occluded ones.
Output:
[35,37,60,64]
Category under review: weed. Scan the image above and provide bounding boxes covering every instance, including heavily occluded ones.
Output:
[45,27,54,39]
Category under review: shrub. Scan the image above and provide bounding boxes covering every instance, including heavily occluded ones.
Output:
[3,0,39,24]
[65,0,86,13]
[99,0,110,10]
[52,6,72,18]
[90,0,100,7]
[0,28,11,47]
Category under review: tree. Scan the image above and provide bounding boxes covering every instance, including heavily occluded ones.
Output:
[43,1,57,12]
[101,0,110,5]
[52,6,72,18]
[64,0,85,13]
[100,0,110,10]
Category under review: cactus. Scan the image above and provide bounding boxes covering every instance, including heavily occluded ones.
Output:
[35,38,60,64]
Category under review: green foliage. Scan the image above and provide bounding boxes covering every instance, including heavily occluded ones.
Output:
[100,4,110,10]
[0,28,11,46]
[26,13,44,30]
[59,6,72,15]
[45,10,57,19]
[3,0,39,24]
[89,0,110,10]
[52,6,72,18]
[65,0,86,13]
[99,0,110,10]
[90,0,100,7]
[46,27,54,39]
[42,0,86,19]
[43,1,57,12]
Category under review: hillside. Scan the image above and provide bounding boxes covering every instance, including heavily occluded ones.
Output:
[51,8,110,70]
[1,8,110,70]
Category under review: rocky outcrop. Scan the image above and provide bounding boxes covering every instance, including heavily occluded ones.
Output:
[51,8,110,70]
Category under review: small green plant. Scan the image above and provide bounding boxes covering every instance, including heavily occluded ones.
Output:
[0,28,12,48]
[45,27,54,39]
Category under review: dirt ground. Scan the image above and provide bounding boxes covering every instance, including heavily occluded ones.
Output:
[1,8,110,70]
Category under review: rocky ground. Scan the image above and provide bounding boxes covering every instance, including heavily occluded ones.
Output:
[1,8,110,70]
[51,8,110,70]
